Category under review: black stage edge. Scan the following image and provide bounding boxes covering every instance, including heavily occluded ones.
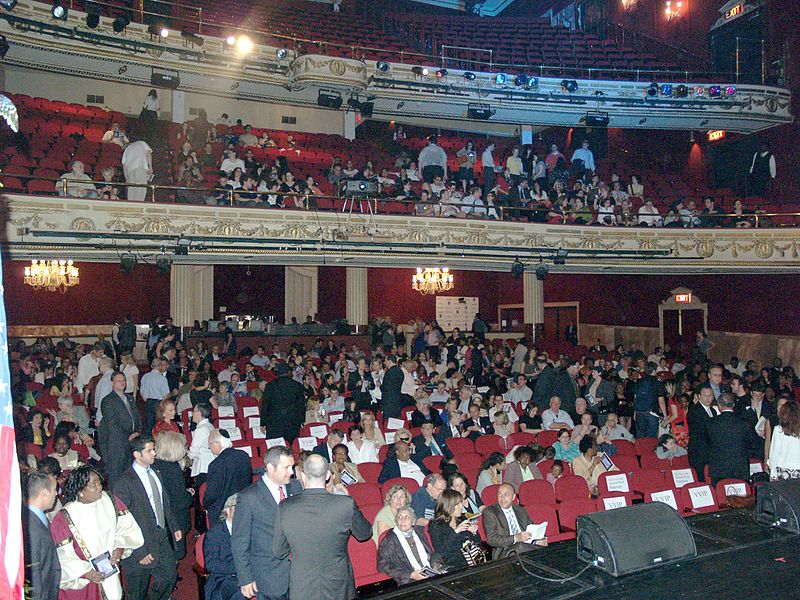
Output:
[364,509,800,600]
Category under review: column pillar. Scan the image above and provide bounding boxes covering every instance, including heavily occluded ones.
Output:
[171,90,186,124]
[346,267,368,332]
[343,109,356,140]
[284,266,318,323]
[523,272,545,343]
[170,264,214,327]
[520,124,534,146]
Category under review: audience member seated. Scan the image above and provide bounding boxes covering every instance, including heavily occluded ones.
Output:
[599,412,633,441]
[412,422,452,460]
[519,404,543,434]
[483,483,547,560]
[553,428,580,462]
[410,396,443,428]
[346,425,379,464]
[476,452,507,495]
[504,446,542,492]
[203,494,243,600]
[373,483,412,544]
[101,122,129,147]
[571,435,618,494]
[427,490,484,570]
[48,432,83,471]
[329,443,364,485]
[655,433,688,460]
[462,403,494,442]
[313,428,344,463]
[410,474,448,527]
[541,397,574,430]
[378,440,431,485]
[57,161,98,198]
[377,505,444,583]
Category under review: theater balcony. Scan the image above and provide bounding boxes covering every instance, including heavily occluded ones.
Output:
[5,193,800,274]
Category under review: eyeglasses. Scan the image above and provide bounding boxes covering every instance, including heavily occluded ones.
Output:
[398,437,411,442]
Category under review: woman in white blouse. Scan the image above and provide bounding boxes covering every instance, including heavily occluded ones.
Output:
[361,411,386,449]
[188,402,215,479]
[346,424,378,464]
[768,400,800,480]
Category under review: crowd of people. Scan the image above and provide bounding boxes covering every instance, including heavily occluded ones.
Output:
[15,317,800,599]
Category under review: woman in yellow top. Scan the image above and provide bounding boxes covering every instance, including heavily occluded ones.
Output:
[571,435,618,494]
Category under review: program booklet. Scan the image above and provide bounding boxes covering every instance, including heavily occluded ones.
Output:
[525,522,548,542]
[90,551,119,579]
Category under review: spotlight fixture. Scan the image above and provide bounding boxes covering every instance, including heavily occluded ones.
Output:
[411,66,430,76]
[725,85,736,96]
[511,259,524,279]
[675,84,688,97]
[359,102,374,118]
[525,76,539,89]
[236,35,253,55]
[467,104,493,120]
[347,97,361,111]
[85,2,100,28]
[580,111,610,127]
[120,254,137,273]
[514,74,528,87]
[225,35,236,46]
[376,60,389,72]
[647,82,659,97]
[276,47,288,59]
[463,71,476,81]
[112,14,130,33]
[495,73,507,85]
[435,68,448,78]
[180,29,204,47]
[708,85,722,99]
[421,67,429,76]
[175,238,192,256]
[534,263,549,281]
[553,248,568,265]
[148,23,168,38]
[660,84,673,96]
[0,34,9,59]
[317,90,343,109]
[156,254,171,275]
[0,0,17,10]
[51,1,67,20]
[694,86,705,97]
[561,79,579,93]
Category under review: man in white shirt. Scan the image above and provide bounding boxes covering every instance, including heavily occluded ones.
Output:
[76,343,104,391]
[93,356,116,424]
[57,160,97,198]
[429,381,451,405]
[637,199,661,227]
[122,140,153,202]
[220,149,245,175]
[237,125,259,147]
[505,374,533,406]
[400,359,418,398]
[140,357,171,434]
[570,140,596,174]
[456,386,475,415]
[481,143,496,193]
[489,393,518,425]
[600,412,633,441]
[321,388,345,413]
[394,441,426,485]
[726,356,745,376]
[250,345,269,368]
[417,135,448,183]
[218,361,238,384]
[541,396,574,430]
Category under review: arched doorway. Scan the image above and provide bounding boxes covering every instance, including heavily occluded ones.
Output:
[659,288,708,359]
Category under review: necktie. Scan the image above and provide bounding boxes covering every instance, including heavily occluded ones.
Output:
[506,509,521,535]
[430,440,441,456]
[146,469,165,528]
[278,485,286,503]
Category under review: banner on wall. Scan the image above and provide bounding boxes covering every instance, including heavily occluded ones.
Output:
[436,297,479,332]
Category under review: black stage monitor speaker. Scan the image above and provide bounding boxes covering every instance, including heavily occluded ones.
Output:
[755,479,800,533]
[151,72,180,89]
[577,502,697,577]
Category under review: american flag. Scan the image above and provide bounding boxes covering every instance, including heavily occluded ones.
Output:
[0,255,24,599]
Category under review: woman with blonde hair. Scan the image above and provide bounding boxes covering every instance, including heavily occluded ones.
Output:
[154,431,193,559]
[361,411,386,449]
[373,484,411,544]
[120,351,139,396]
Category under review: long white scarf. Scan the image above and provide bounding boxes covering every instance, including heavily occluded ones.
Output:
[393,527,430,571]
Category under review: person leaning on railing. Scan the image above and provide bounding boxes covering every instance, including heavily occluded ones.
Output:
[57,160,98,198]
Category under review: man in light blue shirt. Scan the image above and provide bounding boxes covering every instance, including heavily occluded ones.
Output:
[93,356,116,424]
[140,357,171,434]
[571,140,596,174]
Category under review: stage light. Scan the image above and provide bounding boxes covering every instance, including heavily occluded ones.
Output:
[148,23,168,38]
[112,14,130,33]
[376,60,389,72]
[347,97,361,111]
[120,254,137,274]
[514,74,528,87]
[511,259,524,279]
[435,68,448,77]
[411,66,430,76]
[180,29,204,47]
[725,85,736,96]
[86,8,100,29]
[647,82,659,97]
[276,47,288,59]
[554,248,568,265]
[694,86,705,97]
[225,35,236,46]
[51,1,67,20]
[561,79,579,93]
[317,90,343,109]
[0,0,17,10]
[463,72,476,81]
[156,254,171,275]
[0,35,8,59]
[467,104,493,120]
[495,73,507,85]
[359,102,374,118]
[236,35,253,55]
[675,84,688,97]
[535,263,548,281]
[708,85,722,98]
[661,84,673,96]
[526,77,539,89]
[421,67,429,76]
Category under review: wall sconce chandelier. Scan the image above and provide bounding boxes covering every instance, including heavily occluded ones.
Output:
[665,0,683,20]
[24,259,80,292]
[412,267,454,295]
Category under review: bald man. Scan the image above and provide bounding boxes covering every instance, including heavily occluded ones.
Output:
[482,483,547,560]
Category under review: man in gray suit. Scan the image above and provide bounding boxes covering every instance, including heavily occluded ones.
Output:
[232,446,302,600]
[23,472,60,600]
[273,454,372,600]
[98,371,141,487]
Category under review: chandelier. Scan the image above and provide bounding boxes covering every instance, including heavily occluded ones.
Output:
[665,0,683,20]
[24,260,80,293]
[412,267,454,295]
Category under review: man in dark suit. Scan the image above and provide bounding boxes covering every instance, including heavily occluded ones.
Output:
[99,370,142,487]
[708,393,758,485]
[232,446,302,600]
[380,354,405,424]
[203,429,253,525]
[113,434,180,600]
[23,472,60,600]
[260,363,306,443]
[551,360,581,415]
[462,403,494,442]
[532,356,556,410]
[412,422,453,461]
[483,484,547,560]
[378,440,431,484]
[688,386,717,482]
[738,382,771,460]
[312,429,344,463]
[273,454,372,600]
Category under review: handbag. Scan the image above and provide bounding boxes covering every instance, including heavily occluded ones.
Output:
[460,538,487,567]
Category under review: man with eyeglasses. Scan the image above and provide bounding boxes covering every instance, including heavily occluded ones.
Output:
[378,440,431,485]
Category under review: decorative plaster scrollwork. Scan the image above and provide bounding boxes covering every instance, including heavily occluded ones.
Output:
[71,217,96,231]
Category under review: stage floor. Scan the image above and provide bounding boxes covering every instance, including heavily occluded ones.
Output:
[365,509,800,600]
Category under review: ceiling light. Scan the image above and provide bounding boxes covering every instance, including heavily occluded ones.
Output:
[435,68,448,77]
[675,84,688,97]
[708,85,722,98]
[376,60,389,72]
[463,72,476,81]
[51,1,67,20]
[0,0,17,10]
[495,73,507,85]
[236,35,253,55]
[226,35,236,46]
[725,86,736,96]
[561,79,579,93]
[647,82,659,96]
[112,14,130,33]
[276,47,288,59]
[514,74,528,87]
[661,84,673,96]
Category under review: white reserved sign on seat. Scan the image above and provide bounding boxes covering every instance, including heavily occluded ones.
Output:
[266,437,287,449]
[604,474,629,493]
[250,427,265,439]
[228,428,243,442]
[688,486,714,509]
[329,413,343,423]
[723,483,748,497]
[297,436,317,451]
[650,490,678,511]
[248,417,261,429]
[671,468,695,488]
[386,417,405,430]
[749,462,764,475]
[603,496,627,510]
[385,431,396,444]
[239,445,253,457]
[217,406,235,417]
[218,419,237,432]
[243,406,260,417]
[309,425,328,439]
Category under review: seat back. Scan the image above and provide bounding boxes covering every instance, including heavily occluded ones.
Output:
[597,471,632,495]
[518,479,556,507]
[446,437,475,455]
[679,482,719,514]
[348,483,382,507]
[557,498,597,531]
[715,478,751,503]
[554,475,591,503]
[479,483,503,507]
[381,477,420,499]
[358,462,383,484]
[475,434,504,456]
